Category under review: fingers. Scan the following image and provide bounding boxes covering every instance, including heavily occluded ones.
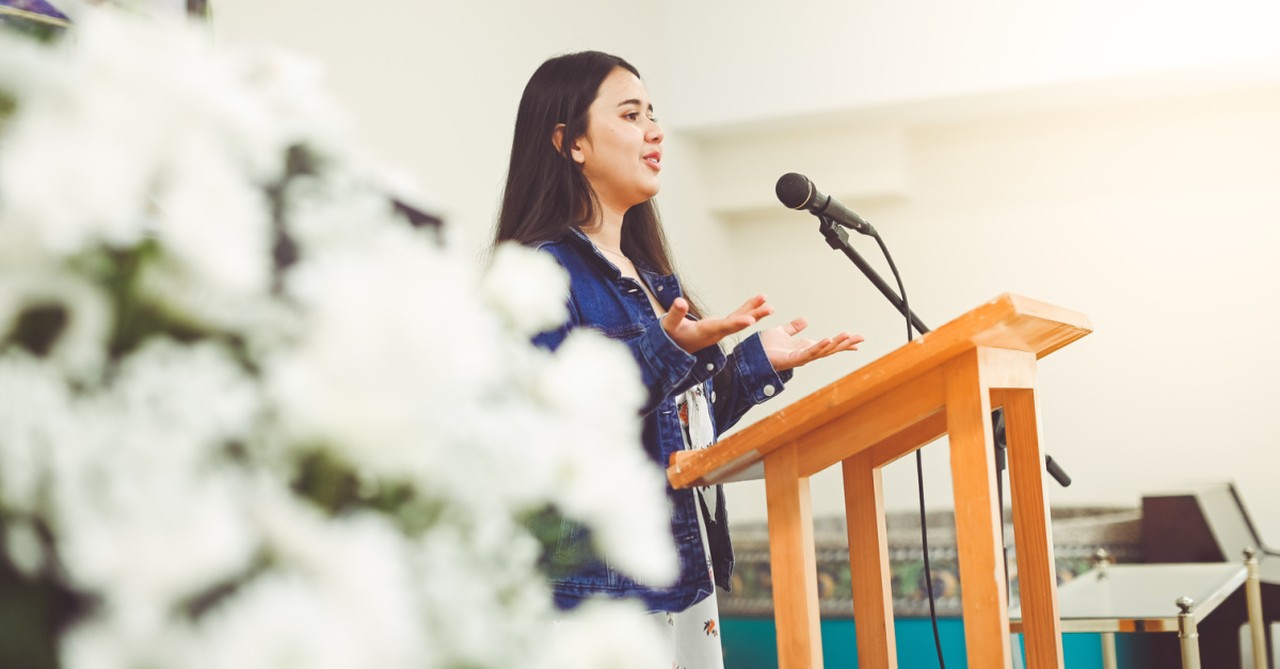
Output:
[792,332,864,368]
[832,332,864,351]
[730,294,767,315]
[666,296,760,353]
[730,294,774,324]
[816,333,861,357]
[802,337,838,362]
[783,317,808,337]
[707,313,758,339]
[662,297,690,333]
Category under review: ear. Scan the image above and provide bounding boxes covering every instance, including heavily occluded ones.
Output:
[551,124,566,153]
[551,123,586,165]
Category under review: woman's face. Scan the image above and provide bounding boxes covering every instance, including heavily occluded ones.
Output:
[569,67,664,214]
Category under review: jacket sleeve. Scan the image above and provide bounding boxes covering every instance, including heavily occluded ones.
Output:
[709,332,792,435]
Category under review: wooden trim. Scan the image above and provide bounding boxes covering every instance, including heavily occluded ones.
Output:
[997,387,1065,668]
[843,451,897,668]
[979,347,1037,389]
[796,368,945,477]
[945,350,1013,668]
[765,445,824,669]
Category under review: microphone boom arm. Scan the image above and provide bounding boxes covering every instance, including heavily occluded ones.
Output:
[818,216,930,335]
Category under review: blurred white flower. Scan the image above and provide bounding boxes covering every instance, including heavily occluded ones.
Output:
[187,498,427,669]
[481,242,569,336]
[540,330,677,585]
[4,519,45,578]
[0,271,113,380]
[0,8,681,669]
[60,614,189,669]
[0,353,74,514]
[46,341,262,617]
[148,142,273,300]
[534,599,672,669]
[265,222,507,485]
[189,575,368,669]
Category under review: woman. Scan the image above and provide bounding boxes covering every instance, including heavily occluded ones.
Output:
[494,51,863,666]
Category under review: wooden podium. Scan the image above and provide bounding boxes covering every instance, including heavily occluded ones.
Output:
[667,294,1092,669]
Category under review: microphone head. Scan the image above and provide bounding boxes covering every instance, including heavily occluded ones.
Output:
[775,172,815,210]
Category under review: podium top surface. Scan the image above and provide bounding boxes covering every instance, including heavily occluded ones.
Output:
[668,293,1092,488]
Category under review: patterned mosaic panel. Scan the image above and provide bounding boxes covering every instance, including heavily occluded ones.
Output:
[0,1,69,20]
[721,508,1142,618]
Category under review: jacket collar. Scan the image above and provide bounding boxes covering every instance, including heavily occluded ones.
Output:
[563,225,661,277]
[561,226,681,306]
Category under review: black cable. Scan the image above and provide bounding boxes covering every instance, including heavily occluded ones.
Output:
[872,232,946,669]
[993,411,1012,609]
[915,450,946,669]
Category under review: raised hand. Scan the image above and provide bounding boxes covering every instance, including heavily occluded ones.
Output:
[662,294,774,354]
[759,317,864,372]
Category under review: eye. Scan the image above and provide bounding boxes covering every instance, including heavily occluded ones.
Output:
[624,111,640,121]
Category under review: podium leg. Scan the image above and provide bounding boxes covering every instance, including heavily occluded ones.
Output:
[843,451,897,668]
[764,444,824,669]
[997,387,1065,669]
[945,351,1013,669]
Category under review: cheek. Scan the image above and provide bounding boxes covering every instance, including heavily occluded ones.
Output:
[606,126,641,152]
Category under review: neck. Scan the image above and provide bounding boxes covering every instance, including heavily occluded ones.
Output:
[581,202,627,252]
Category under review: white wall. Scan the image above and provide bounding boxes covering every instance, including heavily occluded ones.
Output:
[702,87,1280,543]
[212,2,1280,540]
[661,0,1280,130]
[657,0,1280,541]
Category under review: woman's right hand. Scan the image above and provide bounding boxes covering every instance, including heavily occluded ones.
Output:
[661,294,774,354]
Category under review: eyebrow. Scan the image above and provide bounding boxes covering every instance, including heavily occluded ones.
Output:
[615,98,655,112]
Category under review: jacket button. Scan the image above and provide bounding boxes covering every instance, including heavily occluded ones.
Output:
[711,391,717,404]
[762,384,776,397]
[706,363,715,372]
[657,285,664,292]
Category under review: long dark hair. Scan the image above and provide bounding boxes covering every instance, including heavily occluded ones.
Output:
[494,51,685,287]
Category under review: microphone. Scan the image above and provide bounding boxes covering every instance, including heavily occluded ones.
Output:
[775,172,877,236]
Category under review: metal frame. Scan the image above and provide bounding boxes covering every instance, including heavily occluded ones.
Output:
[1010,550,1268,668]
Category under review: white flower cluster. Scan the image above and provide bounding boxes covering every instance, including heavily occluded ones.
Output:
[0,9,675,669]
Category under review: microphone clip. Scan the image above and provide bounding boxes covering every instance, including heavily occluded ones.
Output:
[818,196,875,236]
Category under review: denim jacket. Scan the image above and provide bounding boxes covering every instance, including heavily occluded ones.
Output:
[532,227,791,613]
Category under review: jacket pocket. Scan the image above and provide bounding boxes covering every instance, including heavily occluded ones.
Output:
[596,321,645,340]
[544,517,593,581]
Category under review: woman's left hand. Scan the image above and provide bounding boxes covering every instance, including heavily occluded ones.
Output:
[760,317,864,373]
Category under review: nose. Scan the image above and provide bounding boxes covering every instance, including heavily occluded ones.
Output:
[646,117,664,144]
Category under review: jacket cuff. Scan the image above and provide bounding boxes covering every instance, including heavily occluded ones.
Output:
[683,342,728,386]
[636,321,697,391]
[733,333,791,404]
